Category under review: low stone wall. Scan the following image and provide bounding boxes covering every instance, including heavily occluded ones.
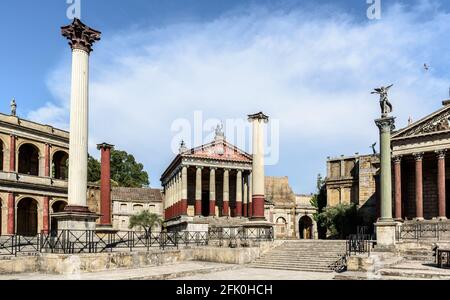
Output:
[0,241,280,275]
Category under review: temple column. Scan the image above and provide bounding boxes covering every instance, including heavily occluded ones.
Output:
[175,172,180,217]
[44,143,51,177]
[248,113,269,220]
[243,175,248,217]
[7,193,15,234]
[181,166,188,216]
[436,150,447,220]
[236,170,243,217]
[414,152,424,220]
[43,196,50,234]
[169,179,174,219]
[97,143,114,226]
[195,167,203,216]
[248,172,253,218]
[223,169,230,217]
[9,134,16,172]
[57,19,101,230]
[393,156,402,220]
[209,168,216,217]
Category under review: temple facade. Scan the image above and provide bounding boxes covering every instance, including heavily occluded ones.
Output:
[160,128,255,231]
[325,99,450,226]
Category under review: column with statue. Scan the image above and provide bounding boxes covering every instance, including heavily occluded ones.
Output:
[373,85,398,248]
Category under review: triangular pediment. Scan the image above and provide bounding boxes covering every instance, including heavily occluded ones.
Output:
[182,139,252,162]
[392,105,450,139]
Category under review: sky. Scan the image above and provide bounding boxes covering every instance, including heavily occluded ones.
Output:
[1,0,450,194]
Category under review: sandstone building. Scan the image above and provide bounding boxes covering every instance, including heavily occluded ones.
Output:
[0,108,162,236]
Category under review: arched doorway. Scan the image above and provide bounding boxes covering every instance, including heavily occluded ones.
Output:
[18,144,40,176]
[17,198,38,236]
[299,215,314,240]
[50,201,67,234]
[52,151,69,180]
[276,217,288,238]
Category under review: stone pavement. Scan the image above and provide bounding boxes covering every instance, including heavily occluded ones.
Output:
[0,261,336,280]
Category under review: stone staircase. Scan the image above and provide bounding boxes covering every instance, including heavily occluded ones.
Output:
[249,240,347,273]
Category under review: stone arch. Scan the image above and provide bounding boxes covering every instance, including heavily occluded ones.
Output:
[52,151,69,180]
[50,200,67,233]
[299,215,314,240]
[275,216,288,238]
[18,143,40,176]
[16,197,39,236]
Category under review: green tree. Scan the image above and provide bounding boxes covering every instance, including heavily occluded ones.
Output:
[87,154,101,182]
[87,149,150,187]
[129,210,163,237]
[318,204,359,239]
[310,174,328,238]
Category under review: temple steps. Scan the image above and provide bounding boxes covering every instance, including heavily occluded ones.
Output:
[249,240,346,273]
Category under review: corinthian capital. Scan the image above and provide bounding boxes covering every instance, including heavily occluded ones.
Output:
[375,117,396,133]
[436,149,447,160]
[61,18,101,54]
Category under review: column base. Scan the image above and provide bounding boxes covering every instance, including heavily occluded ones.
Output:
[209,200,216,217]
[375,220,398,248]
[52,206,99,231]
[194,200,202,216]
[438,216,448,221]
[413,217,425,221]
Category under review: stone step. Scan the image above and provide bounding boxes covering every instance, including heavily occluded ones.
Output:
[249,264,333,273]
[379,268,450,280]
[250,261,334,268]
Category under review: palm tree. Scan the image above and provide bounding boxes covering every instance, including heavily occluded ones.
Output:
[129,210,163,238]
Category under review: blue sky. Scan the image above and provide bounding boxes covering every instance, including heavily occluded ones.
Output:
[1,0,450,193]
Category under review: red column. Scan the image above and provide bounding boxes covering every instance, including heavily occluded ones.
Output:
[393,156,402,220]
[248,201,253,218]
[9,134,16,172]
[43,196,50,234]
[437,150,447,219]
[243,203,247,217]
[44,144,51,177]
[97,143,114,226]
[7,193,15,234]
[414,153,424,220]
[252,194,265,219]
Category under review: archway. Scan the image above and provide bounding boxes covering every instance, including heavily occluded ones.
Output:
[18,144,40,176]
[50,201,67,234]
[299,215,314,240]
[17,198,38,236]
[52,151,69,180]
[0,139,4,171]
[0,199,2,235]
[276,217,288,238]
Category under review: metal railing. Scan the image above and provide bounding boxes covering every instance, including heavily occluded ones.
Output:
[1,226,274,256]
[397,222,450,241]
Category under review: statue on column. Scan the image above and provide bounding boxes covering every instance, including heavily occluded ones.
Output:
[10,98,17,116]
[372,84,393,118]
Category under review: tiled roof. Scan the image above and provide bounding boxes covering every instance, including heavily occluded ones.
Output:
[111,187,162,203]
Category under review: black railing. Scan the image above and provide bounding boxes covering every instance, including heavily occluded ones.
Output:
[346,233,373,257]
[397,222,450,241]
[1,227,273,256]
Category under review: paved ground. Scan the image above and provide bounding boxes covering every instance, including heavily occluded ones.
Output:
[0,262,335,280]
[172,267,335,280]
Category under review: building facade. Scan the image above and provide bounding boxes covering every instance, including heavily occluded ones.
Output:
[0,109,163,236]
[325,100,450,225]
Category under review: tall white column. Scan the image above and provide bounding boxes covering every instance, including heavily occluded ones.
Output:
[62,19,101,209]
[248,112,269,220]
[195,167,202,216]
[243,177,248,217]
[209,168,216,217]
[223,169,230,216]
[181,166,188,215]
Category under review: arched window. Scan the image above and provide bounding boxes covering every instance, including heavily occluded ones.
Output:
[120,204,128,213]
[17,198,38,236]
[52,151,69,180]
[18,144,40,176]
[276,217,287,235]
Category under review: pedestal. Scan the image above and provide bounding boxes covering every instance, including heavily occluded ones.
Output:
[52,206,99,231]
[375,221,397,249]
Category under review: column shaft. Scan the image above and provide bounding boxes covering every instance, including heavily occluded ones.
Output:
[99,145,112,225]
[414,153,424,219]
[223,169,230,216]
[437,151,447,219]
[394,157,402,220]
[67,49,90,208]
[236,170,243,217]
[252,119,265,219]
[248,173,253,217]
[195,167,202,216]
[376,118,394,221]
[43,196,50,234]
[44,144,51,177]
[209,168,216,216]
[181,166,188,216]
[243,176,248,217]
[7,193,15,234]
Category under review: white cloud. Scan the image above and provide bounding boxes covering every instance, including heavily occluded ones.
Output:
[29,1,450,193]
